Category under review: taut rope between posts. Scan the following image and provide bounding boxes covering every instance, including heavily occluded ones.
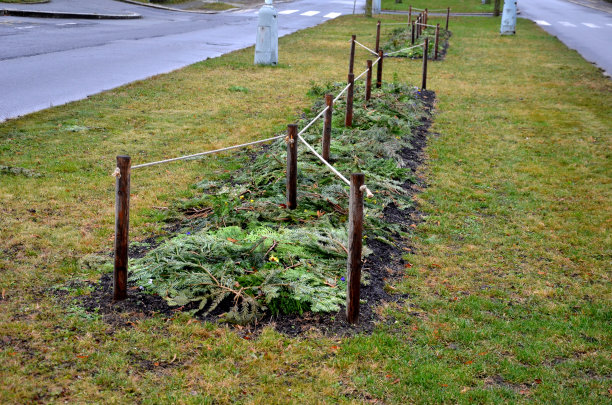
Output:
[384,43,422,57]
[416,23,438,28]
[297,133,374,198]
[354,40,378,57]
[129,134,285,170]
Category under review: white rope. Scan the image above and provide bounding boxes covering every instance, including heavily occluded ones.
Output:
[297,134,374,198]
[297,106,329,138]
[384,43,422,56]
[333,82,352,104]
[416,23,437,28]
[131,134,285,169]
[354,40,378,57]
[355,66,369,82]
[381,23,411,25]
[372,56,381,67]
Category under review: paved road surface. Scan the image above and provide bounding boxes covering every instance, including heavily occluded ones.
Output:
[0,0,364,122]
[519,0,612,76]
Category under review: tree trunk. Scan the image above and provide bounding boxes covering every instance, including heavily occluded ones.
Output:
[365,0,372,17]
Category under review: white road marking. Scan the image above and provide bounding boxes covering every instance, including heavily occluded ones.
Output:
[15,26,34,30]
[535,20,551,26]
[607,23,612,27]
[57,23,77,26]
[234,8,255,13]
[300,11,321,16]
[581,23,601,28]
[279,9,299,14]
[323,12,342,19]
[558,21,576,27]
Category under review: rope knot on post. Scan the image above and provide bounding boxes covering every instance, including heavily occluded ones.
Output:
[112,167,121,178]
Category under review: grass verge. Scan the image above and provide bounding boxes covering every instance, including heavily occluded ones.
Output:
[0,14,610,403]
[382,0,494,13]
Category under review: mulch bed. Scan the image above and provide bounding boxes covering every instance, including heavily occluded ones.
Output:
[64,90,437,337]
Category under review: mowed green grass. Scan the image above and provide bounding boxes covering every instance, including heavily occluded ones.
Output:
[382,0,495,13]
[1,15,611,403]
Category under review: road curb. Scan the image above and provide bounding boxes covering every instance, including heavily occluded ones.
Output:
[0,8,141,19]
[114,0,235,14]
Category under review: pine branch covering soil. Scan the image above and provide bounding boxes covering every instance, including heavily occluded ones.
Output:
[129,81,430,324]
[383,26,451,59]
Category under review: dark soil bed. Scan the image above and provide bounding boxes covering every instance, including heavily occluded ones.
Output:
[66,90,437,337]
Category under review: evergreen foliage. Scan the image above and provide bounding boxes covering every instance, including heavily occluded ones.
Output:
[130,82,429,324]
[383,26,451,58]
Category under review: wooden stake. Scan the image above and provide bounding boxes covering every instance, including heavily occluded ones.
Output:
[322,94,333,161]
[114,155,131,301]
[349,34,356,75]
[345,73,355,127]
[411,21,415,45]
[434,23,440,60]
[408,5,412,25]
[376,50,383,88]
[286,124,298,210]
[446,7,450,31]
[425,8,428,25]
[365,60,372,101]
[422,37,428,90]
[346,173,364,325]
[375,21,381,53]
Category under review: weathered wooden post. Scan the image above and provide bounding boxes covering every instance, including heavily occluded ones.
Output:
[446,7,450,30]
[286,124,298,209]
[349,34,356,75]
[422,37,428,90]
[411,21,415,45]
[375,21,381,53]
[408,5,412,24]
[434,23,440,60]
[114,155,131,301]
[322,94,333,161]
[346,73,355,127]
[376,50,383,88]
[346,173,364,325]
[365,60,373,101]
[424,8,428,25]
[346,35,356,127]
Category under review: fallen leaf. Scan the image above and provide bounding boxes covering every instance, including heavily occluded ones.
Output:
[431,263,442,268]
[479,352,487,356]
[537,271,546,275]
[76,355,88,359]
[227,237,238,243]
[439,383,448,387]
[279,204,287,209]
[404,263,413,268]
[534,378,542,384]
[391,378,400,384]
[464,360,473,365]
[154,362,160,367]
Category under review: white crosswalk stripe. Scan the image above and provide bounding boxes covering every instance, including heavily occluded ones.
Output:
[607,24,612,27]
[558,21,577,27]
[535,20,551,26]
[300,11,321,16]
[279,10,299,14]
[323,12,342,19]
[581,23,601,28]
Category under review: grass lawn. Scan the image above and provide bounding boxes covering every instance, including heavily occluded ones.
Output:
[382,0,495,13]
[130,0,236,11]
[1,14,610,404]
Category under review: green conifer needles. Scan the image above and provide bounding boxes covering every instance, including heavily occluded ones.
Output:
[130,82,429,324]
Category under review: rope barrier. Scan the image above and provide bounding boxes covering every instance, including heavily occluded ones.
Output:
[130,134,285,169]
[333,82,353,104]
[416,23,438,28]
[297,134,374,198]
[381,23,411,26]
[297,106,329,138]
[354,40,378,57]
[384,43,422,56]
[354,65,370,82]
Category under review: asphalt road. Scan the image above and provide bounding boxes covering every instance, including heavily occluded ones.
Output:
[0,0,364,122]
[518,0,612,76]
